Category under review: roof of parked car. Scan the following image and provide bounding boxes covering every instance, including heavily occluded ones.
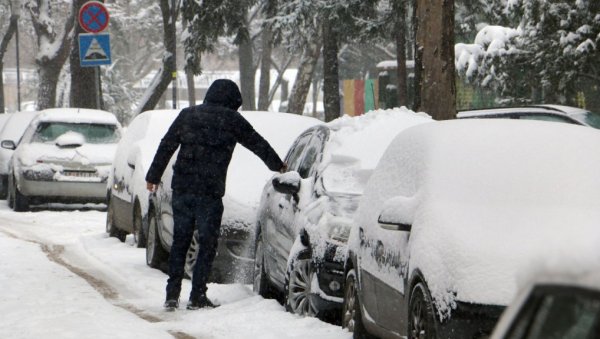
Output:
[36,108,120,125]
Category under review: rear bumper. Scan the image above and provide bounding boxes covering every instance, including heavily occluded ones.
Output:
[19,177,107,203]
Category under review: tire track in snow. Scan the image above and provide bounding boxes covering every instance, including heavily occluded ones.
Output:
[0,228,197,339]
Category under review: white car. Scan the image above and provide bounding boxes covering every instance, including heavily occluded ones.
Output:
[0,111,40,198]
[343,119,600,338]
[6,108,122,211]
[106,109,180,245]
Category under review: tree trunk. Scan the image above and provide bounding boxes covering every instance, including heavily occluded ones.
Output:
[395,1,408,108]
[70,0,103,109]
[414,0,456,119]
[257,25,273,111]
[29,1,75,110]
[136,0,177,113]
[238,28,256,111]
[186,67,196,106]
[0,13,19,113]
[288,40,321,115]
[322,16,340,122]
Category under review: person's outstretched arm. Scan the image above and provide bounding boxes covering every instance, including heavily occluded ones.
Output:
[233,113,286,172]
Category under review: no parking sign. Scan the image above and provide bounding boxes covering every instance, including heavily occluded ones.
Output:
[78,1,110,33]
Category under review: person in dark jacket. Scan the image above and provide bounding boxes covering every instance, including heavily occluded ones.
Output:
[145,79,286,310]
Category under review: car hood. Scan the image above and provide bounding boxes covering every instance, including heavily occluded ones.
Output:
[16,142,117,168]
[410,198,600,310]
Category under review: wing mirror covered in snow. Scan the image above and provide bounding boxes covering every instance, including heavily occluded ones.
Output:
[377,195,415,232]
[272,171,301,195]
[1,140,16,150]
[127,149,137,169]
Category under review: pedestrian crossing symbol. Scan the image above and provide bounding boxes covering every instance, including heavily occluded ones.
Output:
[79,33,111,67]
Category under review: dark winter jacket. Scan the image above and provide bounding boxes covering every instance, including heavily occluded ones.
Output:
[145,79,284,197]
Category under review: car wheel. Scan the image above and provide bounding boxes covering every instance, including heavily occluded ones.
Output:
[106,198,126,242]
[253,232,275,298]
[284,251,318,317]
[184,230,199,279]
[408,282,438,339]
[342,269,374,338]
[146,209,168,268]
[0,175,8,199]
[11,176,29,212]
[133,203,147,248]
[7,175,14,209]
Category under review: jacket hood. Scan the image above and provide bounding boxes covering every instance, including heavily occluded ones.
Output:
[203,79,243,110]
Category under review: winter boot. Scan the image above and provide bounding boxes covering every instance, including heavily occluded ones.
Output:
[186,295,219,310]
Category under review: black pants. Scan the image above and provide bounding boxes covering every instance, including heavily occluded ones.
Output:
[166,192,223,301]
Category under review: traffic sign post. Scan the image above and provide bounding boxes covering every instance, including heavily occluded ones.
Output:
[79,1,110,33]
[79,33,111,67]
[77,1,110,110]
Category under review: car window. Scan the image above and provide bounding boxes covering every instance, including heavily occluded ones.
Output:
[572,111,600,129]
[516,114,580,125]
[285,132,313,172]
[32,122,120,144]
[505,286,600,339]
[297,129,327,179]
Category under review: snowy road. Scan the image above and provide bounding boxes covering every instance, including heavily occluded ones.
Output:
[0,202,351,339]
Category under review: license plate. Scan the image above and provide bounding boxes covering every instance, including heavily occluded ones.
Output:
[62,170,97,178]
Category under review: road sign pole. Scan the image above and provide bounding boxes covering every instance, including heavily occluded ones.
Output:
[95,66,101,109]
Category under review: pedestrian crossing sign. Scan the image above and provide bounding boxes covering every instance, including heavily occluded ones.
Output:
[79,33,111,67]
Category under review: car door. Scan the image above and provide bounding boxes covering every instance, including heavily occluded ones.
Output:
[263,130,315,286]
[110,116,148,231]
[357,162,417,334]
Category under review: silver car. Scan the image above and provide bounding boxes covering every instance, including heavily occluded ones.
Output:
[5,108,121,211]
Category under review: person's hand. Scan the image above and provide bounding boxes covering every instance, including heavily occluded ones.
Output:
[146,182,158,192]
[279,162,288,173]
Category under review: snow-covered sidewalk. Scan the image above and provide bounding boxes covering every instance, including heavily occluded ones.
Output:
[0,202,351,338]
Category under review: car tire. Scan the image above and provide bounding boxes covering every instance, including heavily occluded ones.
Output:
[146,209,168,269]
[408,282,438,339]
[342,269,374,338]
[284,250,318,317]
[184,231,199,279]
[7,175,14,209]
[253,232,276,299]
[0,175,8,200]
[133,203,147,248]
[106,198,126,242]
[11,176,29,212]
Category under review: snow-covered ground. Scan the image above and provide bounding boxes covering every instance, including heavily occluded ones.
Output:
[0,201,351,339]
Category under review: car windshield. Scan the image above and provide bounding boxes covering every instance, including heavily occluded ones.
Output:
[572,111,600,129]
[321,161,372,195]
[32,122,119,144]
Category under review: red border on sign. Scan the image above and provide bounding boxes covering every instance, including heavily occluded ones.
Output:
[78,1,110,34]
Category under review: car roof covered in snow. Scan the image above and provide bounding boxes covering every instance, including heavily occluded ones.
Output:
[36,108,120,126]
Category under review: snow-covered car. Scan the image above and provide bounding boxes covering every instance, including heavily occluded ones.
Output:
[145,111,320,283]
[253,108,432,321]
[106,109,179,246]
[6,108,122,211]
[0,111,40,198]
[343,119,600,339]
[490,270,600,339]
[457,104,600,129]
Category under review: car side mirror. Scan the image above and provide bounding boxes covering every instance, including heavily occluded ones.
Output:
[272,171,301,195]
[0,140,16,150]
[377,195,415,232]
[126,149,136,170]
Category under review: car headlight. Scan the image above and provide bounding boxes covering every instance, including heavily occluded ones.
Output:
[325,216,352,243]
[22,165,56,181]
